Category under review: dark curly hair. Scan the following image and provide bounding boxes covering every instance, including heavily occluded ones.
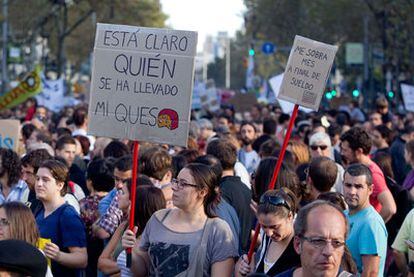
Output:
[340,127,372,155]
[0,148,21,186]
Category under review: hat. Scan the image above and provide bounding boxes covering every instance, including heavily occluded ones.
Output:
[0,240,47,277]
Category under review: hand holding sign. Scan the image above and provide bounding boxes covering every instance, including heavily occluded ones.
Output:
[247,36,338,263]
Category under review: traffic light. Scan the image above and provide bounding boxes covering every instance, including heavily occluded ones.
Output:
[352,89,360,98]
[249,48,255,56]
[331,90,337,97]
[325,91,333,100]
[387,91,395,99]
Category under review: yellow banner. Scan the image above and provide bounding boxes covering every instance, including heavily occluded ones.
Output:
[0,67,42,110]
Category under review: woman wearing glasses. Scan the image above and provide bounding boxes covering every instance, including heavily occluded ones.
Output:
[309,132,345,193]
[235,188,300,276]
[129,163,238,277]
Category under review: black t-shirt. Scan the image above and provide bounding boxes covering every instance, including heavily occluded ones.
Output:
[256,235,301,276]
[69,164,88,195]
[385,176,412,245]
[28,190,42,214]
[220,175,254,253]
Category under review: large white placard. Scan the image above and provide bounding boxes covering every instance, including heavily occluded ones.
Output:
[401,84,414,112]
[88,23,197,146]
[278,35,338,111]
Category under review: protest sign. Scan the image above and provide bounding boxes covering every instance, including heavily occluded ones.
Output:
[278,36,338,111]
[36,76,65,112]
[0,67,42,110]
[269,73,312,114]
[401,84,414,112]
[200,87,220,112]
[88,23,197,146]
[0,120,20,151]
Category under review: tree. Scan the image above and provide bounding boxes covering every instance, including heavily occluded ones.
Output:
[242,0,414,104]
[364,0,414,89]
[6,0,167,74]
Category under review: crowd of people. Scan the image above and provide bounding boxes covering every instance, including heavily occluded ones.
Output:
[0,95,414,277]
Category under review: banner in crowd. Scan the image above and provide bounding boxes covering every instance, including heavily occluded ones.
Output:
[0,67,42,110]
[228,92,257,112]
[269,73,312,114]
[278,36,338,110]
[401,83,414,112]
[191,81,203,110]
[246,54,254,90]
[36,76,65,112]
[88,23,198,146]
[0,120,20,151]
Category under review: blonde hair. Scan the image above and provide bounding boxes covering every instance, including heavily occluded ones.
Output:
[289,140,310,166]
[0,202,39,246]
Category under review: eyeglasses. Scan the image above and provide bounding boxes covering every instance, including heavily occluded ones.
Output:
[300,235,345,249]
[0,218,10,227]
[310,145,328,151]
[259,195,290,211]
[171,178,198,190]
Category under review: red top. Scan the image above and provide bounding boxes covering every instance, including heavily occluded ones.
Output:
[368,161,389,212]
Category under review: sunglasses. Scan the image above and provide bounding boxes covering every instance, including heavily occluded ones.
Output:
[310,145,328,151]
[259,195,290,211]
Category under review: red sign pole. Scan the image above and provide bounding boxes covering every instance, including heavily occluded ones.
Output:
[127,141,139,267]
[247,104,299,262]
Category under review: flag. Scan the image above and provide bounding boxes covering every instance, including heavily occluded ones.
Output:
[0,66,42,110]
[245,55,254,90]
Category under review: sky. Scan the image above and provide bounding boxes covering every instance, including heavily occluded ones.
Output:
[160,0,246,52]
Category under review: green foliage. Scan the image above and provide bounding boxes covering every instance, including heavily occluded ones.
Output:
[7,0,167,70]
[239,0,414,93]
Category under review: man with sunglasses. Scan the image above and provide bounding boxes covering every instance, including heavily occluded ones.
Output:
[309,131,345,193]
[343,163,387,276]
[276,201,352,277]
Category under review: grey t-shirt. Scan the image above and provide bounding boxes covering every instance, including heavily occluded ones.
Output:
[139,209,238,276]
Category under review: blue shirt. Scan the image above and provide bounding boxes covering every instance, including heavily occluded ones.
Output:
[36,203,87,277]
[345,206,387,275]
[98,188,117,215]
[0,179,29,204]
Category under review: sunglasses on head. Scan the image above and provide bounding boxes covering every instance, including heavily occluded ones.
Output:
[259,195,291,211]
[310,145,328,151]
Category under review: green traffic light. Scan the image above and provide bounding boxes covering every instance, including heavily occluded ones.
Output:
[352,89,360,97]
[326,92,333,100]
[331,90,337,97]
[249,49,255,56]
[387,91,395,98]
